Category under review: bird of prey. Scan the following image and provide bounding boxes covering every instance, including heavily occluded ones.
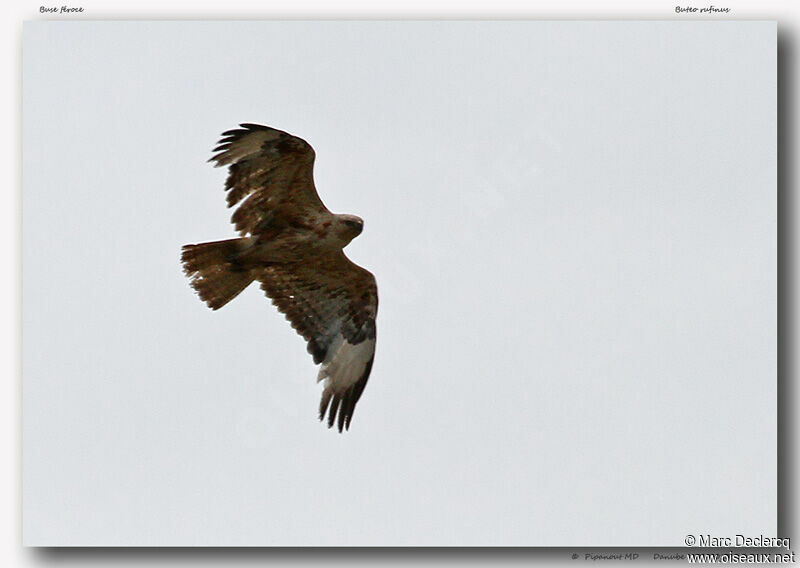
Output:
[181,124,378,432]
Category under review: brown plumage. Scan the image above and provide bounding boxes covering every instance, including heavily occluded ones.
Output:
[181,124,378,432]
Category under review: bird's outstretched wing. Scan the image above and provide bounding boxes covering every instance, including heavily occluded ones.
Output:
[209,123,329,236]
[258,252,378,432]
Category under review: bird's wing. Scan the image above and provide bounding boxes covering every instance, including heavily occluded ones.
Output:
[209,123,330,236]
[258,252,378,432]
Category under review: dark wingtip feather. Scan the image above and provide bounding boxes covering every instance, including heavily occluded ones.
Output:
[209,125,277,165]
[316,355,374,433]
[319,389,333,422]
[327,394,341,429]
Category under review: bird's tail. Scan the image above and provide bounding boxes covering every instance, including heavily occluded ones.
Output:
[181,238,256,310]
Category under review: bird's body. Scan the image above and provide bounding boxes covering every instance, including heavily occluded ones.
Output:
[181,124,377,432]
[237,213,365,264]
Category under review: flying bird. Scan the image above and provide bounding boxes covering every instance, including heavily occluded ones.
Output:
[181,124,378,432]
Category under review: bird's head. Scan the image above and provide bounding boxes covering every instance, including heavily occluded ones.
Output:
[337,214,364,243]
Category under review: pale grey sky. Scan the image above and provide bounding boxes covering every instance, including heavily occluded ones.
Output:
[23,21,776,546]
